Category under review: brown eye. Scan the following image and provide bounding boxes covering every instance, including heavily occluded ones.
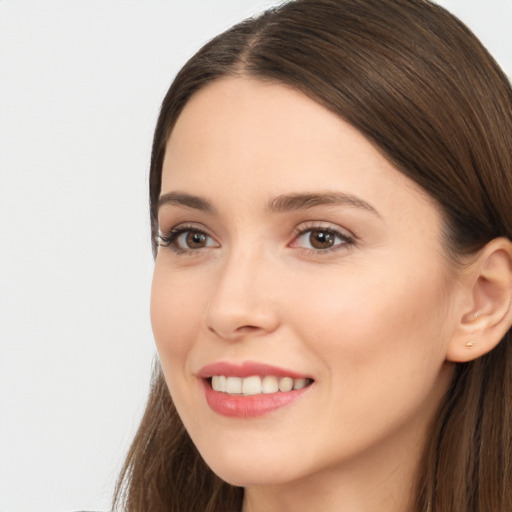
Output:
[309,229,336,249]
[158,227,218,252]
[292,226,352,253]
[185,231,207,248]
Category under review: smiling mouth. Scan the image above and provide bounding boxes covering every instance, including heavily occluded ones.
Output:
[209,375,314,395]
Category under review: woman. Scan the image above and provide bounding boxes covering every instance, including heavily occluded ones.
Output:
[114,0,512,510]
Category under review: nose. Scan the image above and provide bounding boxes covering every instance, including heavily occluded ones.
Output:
[204,249,281,341]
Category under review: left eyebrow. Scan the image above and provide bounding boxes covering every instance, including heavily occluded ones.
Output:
[267,192,381,217]
[157,192,216,213]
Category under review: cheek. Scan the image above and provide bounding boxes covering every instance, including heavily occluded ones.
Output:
[275,263,454,464]
[288,261,451,389]
[150,262,207,372]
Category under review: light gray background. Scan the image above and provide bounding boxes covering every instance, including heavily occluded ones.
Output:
[1,1,510,511]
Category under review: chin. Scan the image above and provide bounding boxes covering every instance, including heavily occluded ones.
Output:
[198,444,305,487]
[209,463,295,488]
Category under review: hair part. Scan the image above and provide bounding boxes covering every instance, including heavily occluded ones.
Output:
[115,1,512,510]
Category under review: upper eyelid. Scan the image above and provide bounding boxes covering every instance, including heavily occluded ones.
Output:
[158,220,356,247]
[158,226,220,255]
[159,221,212,235]
[292,221,355,238]
[291,228,353,245]
[158,223,215,241]
[159,220,353,234]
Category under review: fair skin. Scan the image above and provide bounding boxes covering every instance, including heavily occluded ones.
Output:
[151,77,508,512]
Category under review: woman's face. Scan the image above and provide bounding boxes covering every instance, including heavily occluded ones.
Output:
[152,77,460,489]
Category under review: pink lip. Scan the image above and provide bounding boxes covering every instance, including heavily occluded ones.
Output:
[197,360,309,379]
[202,380,311,418]
[197,361,313,418]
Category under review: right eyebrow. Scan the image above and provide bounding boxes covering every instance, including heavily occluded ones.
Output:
[268,191,381,217]
[157,192,216,213]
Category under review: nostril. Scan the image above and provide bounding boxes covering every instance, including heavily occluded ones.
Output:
[235,325,260,333]
[207,323,266,340]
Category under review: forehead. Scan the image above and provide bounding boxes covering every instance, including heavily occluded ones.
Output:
[161,76,437,221]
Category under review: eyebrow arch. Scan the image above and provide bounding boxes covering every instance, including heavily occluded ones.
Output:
[158,192,216,213]
[268,192,381,216]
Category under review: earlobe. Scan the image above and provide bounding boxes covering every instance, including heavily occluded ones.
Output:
[447,238,512,363]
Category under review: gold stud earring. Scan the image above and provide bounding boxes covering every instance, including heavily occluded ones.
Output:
[465,341,476,348]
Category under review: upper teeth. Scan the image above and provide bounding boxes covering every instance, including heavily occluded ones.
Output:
[211,375,310,395]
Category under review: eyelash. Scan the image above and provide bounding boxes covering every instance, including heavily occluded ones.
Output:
[158,225,216,255]
[290,223,355,255]
[158,223,355,256]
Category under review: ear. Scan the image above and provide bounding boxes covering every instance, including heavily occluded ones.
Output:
[447,237,512,363]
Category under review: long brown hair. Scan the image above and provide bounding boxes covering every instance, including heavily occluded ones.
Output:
[113,1,512,510]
